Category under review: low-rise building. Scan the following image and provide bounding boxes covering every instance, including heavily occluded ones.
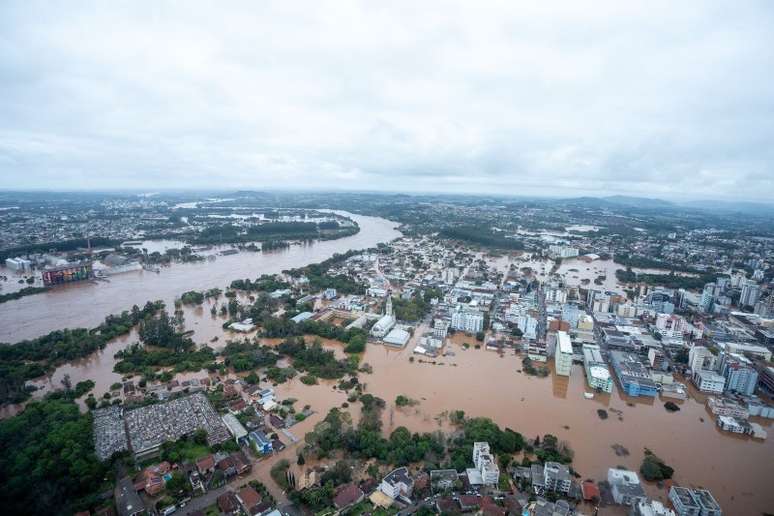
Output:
[290,311,314,323]
[115,477,145,516]
[583,344,613,393]
[222,413,248,443]
[633,499,676,516]
[706,397,748,419]
[333,483,365,510]
[430,469,459,492]
[543,462,571,494]
[371,314,396,338]
[248,430,272,454]
[610,351,658,397]
[669,486,722,516]
[692,370,726,394]
[607,468,646,507]
[379,467,414,500]
[384,327,411,347]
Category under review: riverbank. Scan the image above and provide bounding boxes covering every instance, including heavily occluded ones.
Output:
[0,211,400,342]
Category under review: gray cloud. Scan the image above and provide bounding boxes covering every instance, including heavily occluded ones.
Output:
[1,1,773,200]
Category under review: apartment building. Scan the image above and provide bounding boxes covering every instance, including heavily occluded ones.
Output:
[554,331,573,376]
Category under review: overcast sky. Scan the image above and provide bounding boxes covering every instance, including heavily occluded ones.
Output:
[1,2,773,200]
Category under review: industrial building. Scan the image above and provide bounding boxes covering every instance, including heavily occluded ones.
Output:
[222,413,248,443]
[5,257,32,272]
[42,261,93,286]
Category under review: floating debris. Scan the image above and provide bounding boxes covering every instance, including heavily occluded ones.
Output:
[611,443,630,456]
[664,401,681,412]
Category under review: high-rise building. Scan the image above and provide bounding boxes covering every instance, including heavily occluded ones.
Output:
[739,281,761,308]
[731,271,746,288]
[754,296,774,318]
[700,283,715,313]
[472,442,500,486]
[432,319,449,339]
[718,353,758,395]
[554,331,572,376]
[451,310,484,333]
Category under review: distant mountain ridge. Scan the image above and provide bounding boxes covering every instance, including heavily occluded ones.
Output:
[560,194,774,215]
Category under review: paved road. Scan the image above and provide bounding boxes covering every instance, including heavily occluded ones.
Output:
[175,485,229,515]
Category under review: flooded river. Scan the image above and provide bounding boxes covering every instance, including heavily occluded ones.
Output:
[1,216,772,514]
[0,212,400,343]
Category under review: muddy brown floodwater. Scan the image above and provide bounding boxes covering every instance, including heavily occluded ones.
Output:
[10,309,774,515]
[359,337,774,515]
[212,333,774,515]
[2,217,772,514]
[0,211,400,343]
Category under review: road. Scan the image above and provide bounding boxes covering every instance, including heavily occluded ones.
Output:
[175,485,229,515]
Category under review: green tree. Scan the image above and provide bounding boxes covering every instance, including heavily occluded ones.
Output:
[0,398,108,515]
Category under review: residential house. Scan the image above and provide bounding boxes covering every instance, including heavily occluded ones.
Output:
[137,462,171,496]
[269,413,286,429]
[237,486,267,516]
[249,430,273,455]
[217,491,241,516]
[333,483,365,510]
[196,454,216,476]
[458,494,481,512]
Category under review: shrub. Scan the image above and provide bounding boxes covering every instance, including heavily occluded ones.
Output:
[300,375,318,385]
